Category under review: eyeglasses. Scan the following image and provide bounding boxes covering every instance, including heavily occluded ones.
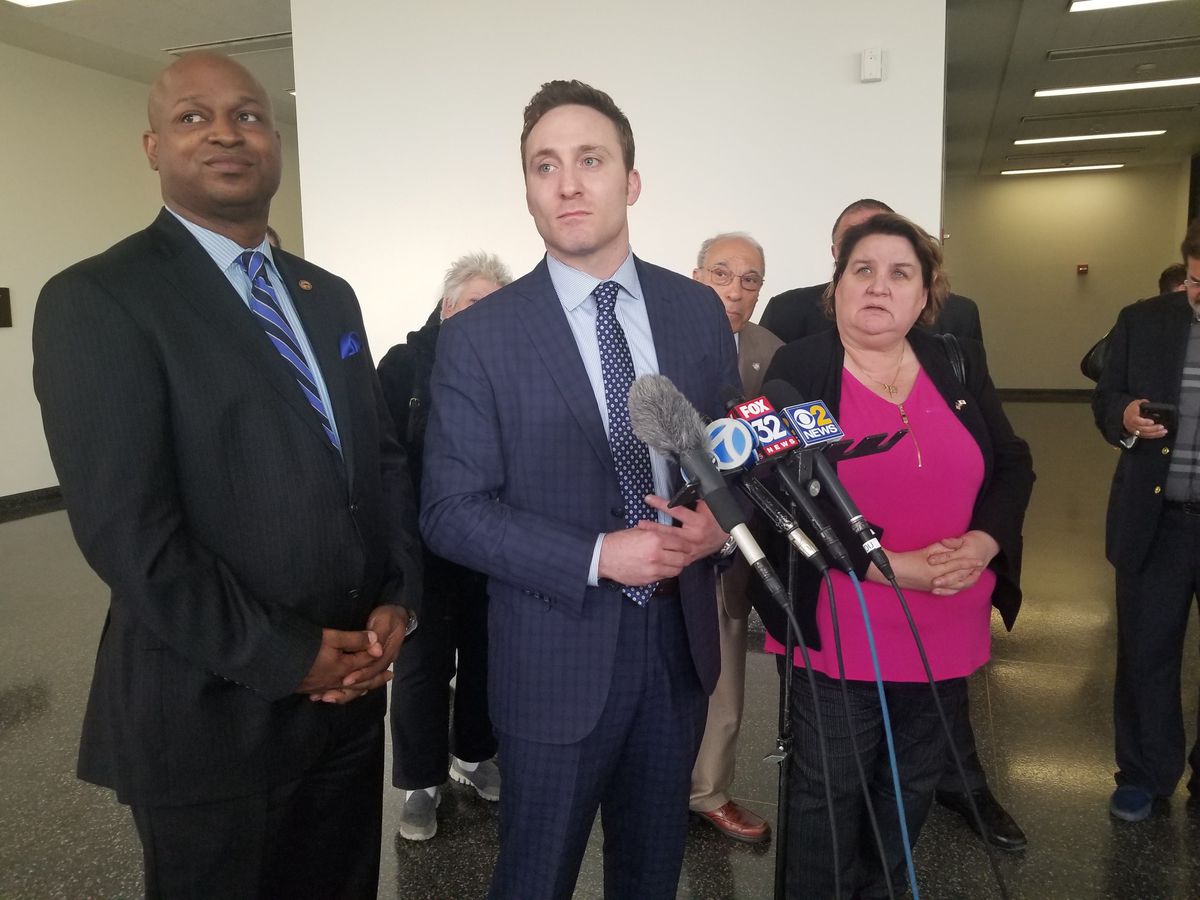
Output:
[1184,277,1200,289]
[703,266,764,291]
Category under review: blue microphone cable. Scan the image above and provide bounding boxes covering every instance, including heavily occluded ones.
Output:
[823,570,897,900]
[846,570,921,899]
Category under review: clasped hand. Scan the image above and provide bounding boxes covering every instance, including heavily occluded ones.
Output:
[295,605,410,704]
[597,495,729,587]
[877,530,1000,596]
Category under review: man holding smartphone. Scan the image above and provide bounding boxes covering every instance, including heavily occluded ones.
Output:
[1093,217,1200,823]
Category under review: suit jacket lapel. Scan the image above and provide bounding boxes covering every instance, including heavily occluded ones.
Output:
[516,260,614,469]
[276,253,356,488]
[1161,295,1192,405]
[147,211,344,464]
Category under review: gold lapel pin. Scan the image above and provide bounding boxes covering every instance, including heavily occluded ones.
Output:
[298,279,313,291]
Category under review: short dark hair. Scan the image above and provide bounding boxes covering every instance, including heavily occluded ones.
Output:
[520,80,635,173]
[1181,217,1200,264]
[1159,263,1186,295]
[822,212,948,327]
[831,198,894,243]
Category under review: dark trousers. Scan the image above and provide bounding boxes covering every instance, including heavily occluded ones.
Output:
[389,571,495,789]
[785,667,966,900]
[935,683,988,794]
[130,712,383,900]
[488,595,707,900]
[1114,507,1200,797]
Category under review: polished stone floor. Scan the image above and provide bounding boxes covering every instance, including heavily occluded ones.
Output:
[2,402,1199,898]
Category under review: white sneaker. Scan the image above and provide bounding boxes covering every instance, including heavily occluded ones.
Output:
[449,756,501,802]
[398,787,440,841]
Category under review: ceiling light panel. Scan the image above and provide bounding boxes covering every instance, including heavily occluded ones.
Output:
[1014,129,1165,144]
[1035,76,1200,97]
[1069,0,1181,11]
[4,0,78,6]
[1001,164,1125,175]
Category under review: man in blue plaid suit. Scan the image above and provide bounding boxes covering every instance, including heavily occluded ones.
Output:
[421,80,741,899]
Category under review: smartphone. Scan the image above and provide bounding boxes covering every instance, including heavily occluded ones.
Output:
[1139,401,1177,432]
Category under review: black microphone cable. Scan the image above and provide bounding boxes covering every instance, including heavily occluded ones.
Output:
[884,574,1012,900]
[630,380,844,899]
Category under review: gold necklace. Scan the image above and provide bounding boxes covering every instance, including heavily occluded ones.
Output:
[848,343,905,399]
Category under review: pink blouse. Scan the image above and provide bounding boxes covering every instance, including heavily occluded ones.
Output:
[764,367,994,681]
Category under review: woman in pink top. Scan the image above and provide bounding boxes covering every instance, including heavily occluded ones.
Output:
[757,214,1034,898]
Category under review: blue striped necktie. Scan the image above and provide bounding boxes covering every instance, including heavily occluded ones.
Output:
[594,280,656,606]
[237,250,341,451]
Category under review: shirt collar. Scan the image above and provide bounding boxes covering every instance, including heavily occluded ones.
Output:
[545,248,642,312]
[165,206,275,273]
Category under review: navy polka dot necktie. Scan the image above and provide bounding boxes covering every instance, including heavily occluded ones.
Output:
[594,281,656,605]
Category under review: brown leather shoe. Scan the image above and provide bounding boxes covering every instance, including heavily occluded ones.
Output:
[693,801,771,844]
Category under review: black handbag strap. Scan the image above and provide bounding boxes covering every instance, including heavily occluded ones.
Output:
[937,332,967,386]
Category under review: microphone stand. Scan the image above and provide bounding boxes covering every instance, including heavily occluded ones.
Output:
[771,451,814,900]
[771,525,800,899]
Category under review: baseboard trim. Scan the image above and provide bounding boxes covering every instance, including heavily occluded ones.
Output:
[998,388,1093,403]
[0,486,64,524]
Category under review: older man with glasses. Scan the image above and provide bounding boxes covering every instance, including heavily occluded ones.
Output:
[688,232,782,843]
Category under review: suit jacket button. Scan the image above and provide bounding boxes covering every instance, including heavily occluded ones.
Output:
[349,502,359,513]
[1154,486,1162,494]
[1163,447,1171,455]
[611,506,624,517]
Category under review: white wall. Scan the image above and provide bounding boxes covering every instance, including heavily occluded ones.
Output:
[0,41,306,497]
[943,163,1190,390]
[291,0,947,353]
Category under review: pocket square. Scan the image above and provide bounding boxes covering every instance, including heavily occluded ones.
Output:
[340,331,363,359]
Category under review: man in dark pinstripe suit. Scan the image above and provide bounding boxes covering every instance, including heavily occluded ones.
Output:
[422,80,741,900]
[32,53,420,898]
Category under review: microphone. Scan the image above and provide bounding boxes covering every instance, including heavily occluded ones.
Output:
[626,375,790,606]
[706,417,828,574]
[726,394,855,574]
[761,380,895,580]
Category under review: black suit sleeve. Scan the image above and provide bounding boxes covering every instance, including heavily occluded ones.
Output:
[377,344,416,448]
[363,334,424,613]
[960,338,1034,625]
[1092,304,1136,447]
[33,269,322,701]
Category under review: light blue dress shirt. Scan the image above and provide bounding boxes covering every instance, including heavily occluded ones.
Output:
[166,208,342,447]
[544,250,673,587]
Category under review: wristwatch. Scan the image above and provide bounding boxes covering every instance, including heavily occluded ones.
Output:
[403,609,419,637]
[717,536,738,559]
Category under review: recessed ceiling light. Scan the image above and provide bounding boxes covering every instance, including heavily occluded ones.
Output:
[1035,76,1200,97]
[4,0,78,6]
[1070,0,1179,10]
[1001,164,1125,175]
[1014,129,1165,144]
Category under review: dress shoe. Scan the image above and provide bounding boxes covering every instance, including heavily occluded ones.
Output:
[1109,785,1153,823]
[935,786,1027,851]
[693,801,771,844]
